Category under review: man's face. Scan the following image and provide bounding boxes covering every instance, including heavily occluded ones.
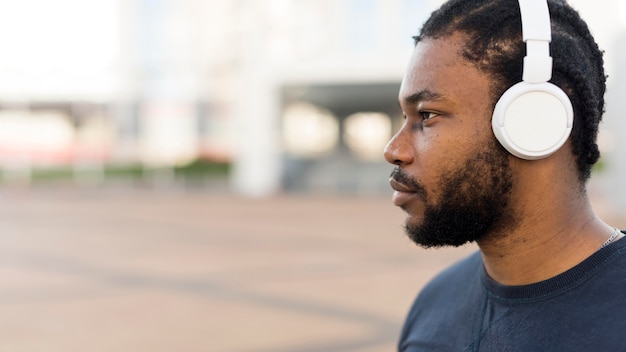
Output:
[384,34,514,248]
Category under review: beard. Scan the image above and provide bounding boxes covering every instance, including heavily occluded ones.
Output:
[392,140,514,248]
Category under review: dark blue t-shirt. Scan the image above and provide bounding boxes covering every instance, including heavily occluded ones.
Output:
[399,233,626,351]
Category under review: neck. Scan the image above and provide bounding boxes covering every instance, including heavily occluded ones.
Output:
[477,185,614,286]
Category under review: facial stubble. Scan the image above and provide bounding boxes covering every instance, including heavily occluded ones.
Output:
[400,141,514,248]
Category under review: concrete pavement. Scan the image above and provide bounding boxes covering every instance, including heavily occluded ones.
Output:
[0,186,622,351]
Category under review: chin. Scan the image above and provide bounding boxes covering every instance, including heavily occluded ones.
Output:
[401,202,426,220]
[404,213,425,229]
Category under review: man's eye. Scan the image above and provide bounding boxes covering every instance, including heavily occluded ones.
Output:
[419,111,438,121]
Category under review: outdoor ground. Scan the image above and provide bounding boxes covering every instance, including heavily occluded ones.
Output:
[0,185,623,352]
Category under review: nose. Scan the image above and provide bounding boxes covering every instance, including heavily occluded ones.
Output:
[384,127,413,166]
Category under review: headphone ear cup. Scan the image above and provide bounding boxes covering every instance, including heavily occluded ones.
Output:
[492,82,573,160]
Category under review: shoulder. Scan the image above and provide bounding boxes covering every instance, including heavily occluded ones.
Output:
[588,236,626,284]
[586,237,626,293]
[419,250,483,297]
[405,250,483,321]
[399,251,483,348]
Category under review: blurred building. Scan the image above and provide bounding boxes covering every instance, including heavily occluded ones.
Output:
[222,0,441,196]
[0,0,623,204]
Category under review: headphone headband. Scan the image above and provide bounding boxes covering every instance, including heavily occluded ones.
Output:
[519,0,552,83]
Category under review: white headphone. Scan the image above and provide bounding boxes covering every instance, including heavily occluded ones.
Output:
[492,0,573,160]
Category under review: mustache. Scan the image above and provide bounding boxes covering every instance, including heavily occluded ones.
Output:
[390,167,427,199]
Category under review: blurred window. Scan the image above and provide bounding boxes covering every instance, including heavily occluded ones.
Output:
[282,102,339,158]
[344,112,391,161]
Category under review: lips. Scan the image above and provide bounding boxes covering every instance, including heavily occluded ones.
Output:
[389,177,419,207]
[389,178,415,193]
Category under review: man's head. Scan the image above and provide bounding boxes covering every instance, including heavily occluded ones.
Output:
[384,0,605,248]
[417,0,606,182]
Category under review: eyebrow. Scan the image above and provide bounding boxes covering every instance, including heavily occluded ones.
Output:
[401,90,446,106]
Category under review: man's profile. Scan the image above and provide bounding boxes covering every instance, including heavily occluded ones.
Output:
[384,0,625,350]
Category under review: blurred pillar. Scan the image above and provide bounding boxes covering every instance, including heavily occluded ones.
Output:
[603,30,626,211]
[231,0,282,197]
[232,70,281,197]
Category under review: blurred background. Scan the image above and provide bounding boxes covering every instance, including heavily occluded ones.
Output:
[0,0,624,351]
[0,0,623,200]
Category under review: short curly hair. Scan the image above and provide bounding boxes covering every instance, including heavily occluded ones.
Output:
[415,0,606,182]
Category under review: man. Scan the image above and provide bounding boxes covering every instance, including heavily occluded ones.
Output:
[384,0,625,350]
